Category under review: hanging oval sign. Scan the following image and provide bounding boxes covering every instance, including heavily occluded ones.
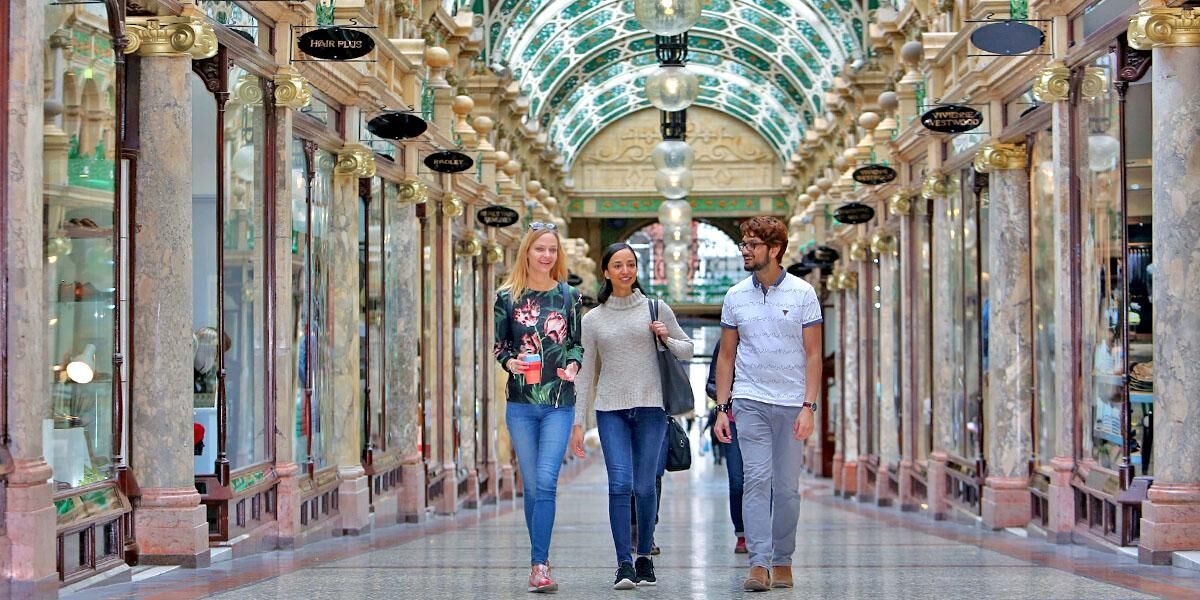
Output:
[921,104,985,134]
[834,202,876,225]
[808,245,840,264]
[298,26,375,61]
[476,205,520,228]
[787,262,814,278]
[367,112,427,140]
[424,150,474,174]
[852,164,898,186]
[970,20,1045,56]
[567,272,584,287]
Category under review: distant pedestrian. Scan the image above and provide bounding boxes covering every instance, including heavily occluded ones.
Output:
[706,338,747,554]
[713,217,823,592]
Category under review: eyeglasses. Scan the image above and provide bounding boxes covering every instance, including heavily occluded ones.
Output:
[737,240,766,251]
[530,221,557,231]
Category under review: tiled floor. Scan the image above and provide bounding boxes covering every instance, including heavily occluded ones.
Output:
[66,457,1200,599]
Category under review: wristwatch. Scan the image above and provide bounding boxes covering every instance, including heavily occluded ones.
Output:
[715,403,732,414]
[801,401,818,413]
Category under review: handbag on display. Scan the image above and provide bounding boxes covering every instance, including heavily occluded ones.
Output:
[648,299,694,417]
[665,416,692,472]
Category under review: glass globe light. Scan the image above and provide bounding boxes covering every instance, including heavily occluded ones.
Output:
[658,198,691,226]
[645,65,700,112]
[655,169,693,200]
[633,0,703,36]
[652,140,695,172]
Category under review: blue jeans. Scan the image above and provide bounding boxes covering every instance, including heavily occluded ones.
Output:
[506,402,574,565]
[726,421,744,536]
[597,407,667,565]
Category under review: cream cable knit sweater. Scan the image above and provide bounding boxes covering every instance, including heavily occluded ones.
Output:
[574,290,694,425]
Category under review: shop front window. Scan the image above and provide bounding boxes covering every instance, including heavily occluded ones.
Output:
[1079,53,1154,475]
[360,179,384,454]
[947,170,987,461]
[870,259,881,457]
[1030,127,1057,465]
[887,251,902,458]
[453,249,477,471]
[916,199,933,462]
[44,4,119,490]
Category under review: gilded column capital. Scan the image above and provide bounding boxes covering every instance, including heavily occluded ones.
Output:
[274,67,312,109]
[1128,7,1200,50]
[486,242,505,264]
[921,174,949,200]
[848,241,869,262]
[1080,66,1110,100]
[335,145,376,178]
[888,193,912,216]
[397,180,428,204]
[443,195,465,218]
[840,271,859,291]
[870,232,898,257]
[232,74,264,106]
[124,16,218,59]
[1032,61,1071,103]
[973,143,1028,173]
[456,237,483,257]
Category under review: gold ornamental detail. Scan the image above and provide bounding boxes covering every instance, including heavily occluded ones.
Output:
[486,242,505,265]
[443,195,465,218]
[888,193,912,217]
[1128,8,1200,50]
[232,74,264,106]
[839,271,859,291]
[1080,67,1110,101]
[274,67,312,109]
[921,174,948,200]
[124,16,218,59]
[870,232,898,257]
[973,143,1028,173]
[456,237,483,257]
[397,180,428,204]
[335,145,376,178]
[1032,61,1070,103]
[848,241,868,262]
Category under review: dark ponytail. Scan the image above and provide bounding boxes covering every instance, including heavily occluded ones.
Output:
[598,242,645,304]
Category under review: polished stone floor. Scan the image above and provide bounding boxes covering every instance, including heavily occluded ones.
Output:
[67,454,1200,599]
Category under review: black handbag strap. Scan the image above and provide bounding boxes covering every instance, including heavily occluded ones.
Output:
[648,299,667,351]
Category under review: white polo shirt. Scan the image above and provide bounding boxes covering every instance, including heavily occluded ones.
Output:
[720,271,823,407]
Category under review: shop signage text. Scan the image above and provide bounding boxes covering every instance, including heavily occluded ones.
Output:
[476,205,520,228]
[298,27,375,61]
[424,151,474,173]
[852,164,898,186]
[921,105,984,134]
[834,203,876,225]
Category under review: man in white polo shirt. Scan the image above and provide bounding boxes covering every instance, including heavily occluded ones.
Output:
[713,216,823,592]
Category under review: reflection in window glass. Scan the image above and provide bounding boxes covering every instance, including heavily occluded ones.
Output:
[44,4,118,489]
[1030,128,1057,464]
[191,73,219,474]
[916,200,933,462]
[360,179,384,453]
[871,260,881,456]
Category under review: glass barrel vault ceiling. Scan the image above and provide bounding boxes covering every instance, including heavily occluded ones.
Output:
[489,0,865,168]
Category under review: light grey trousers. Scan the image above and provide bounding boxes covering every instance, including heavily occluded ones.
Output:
[734,398,805,568]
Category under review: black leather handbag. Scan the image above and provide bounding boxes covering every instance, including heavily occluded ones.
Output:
[665,416,692,472]
[648,300,694,417]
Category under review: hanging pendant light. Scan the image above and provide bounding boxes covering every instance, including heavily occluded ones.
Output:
[645,65,699,112]
[634,0,703,36]
[652,140,695,172]
[655,169,693,200]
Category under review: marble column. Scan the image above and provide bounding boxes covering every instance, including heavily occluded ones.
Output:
[331,147,373,536]
[435,191,460,515]
[389,187,427,523]
[856,256,874,504]
[876,251,900,508]
[3,0,58,594]
[840,275,860,498]
[832,289,846,495]
[127,15,216,567]
[975,144,1033,530]
[927,174,954,521]
[1131,8,1200,564]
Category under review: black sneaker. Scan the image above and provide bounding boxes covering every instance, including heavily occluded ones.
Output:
[613,563,636,590]
[634,556,656,586]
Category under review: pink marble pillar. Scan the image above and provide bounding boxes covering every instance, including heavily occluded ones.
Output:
[129,52,208,568]
[840,287,860,499]
[399,455,427,523]
[498,462,517,502]
[899,460,918,512]
[1139,40,1200,565]
[927,452,950,521]
[832,454,845,495]
[856,458,873,504]
[273,462,305,548]
[928,175,954,522]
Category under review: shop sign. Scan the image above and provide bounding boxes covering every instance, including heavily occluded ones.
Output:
[567,272,584,286]
[807,245,840,264]
[834,202,875,225]
[970,21,1045,56]
[424,151,474,173]
[921,105,984,134]
[476,205,520,228]
[852,164,898,186]
[786,262,814,278]
[298,27,375,61]
[367,111,427,139]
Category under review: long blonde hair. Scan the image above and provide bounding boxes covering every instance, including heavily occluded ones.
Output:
[499,228,569,300]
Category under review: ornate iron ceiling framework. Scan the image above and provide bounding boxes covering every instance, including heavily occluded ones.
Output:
[489,0,864,168]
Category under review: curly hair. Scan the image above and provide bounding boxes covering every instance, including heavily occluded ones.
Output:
[739,216,788,264]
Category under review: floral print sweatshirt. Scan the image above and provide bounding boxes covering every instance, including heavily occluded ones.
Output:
[494,284,583,406]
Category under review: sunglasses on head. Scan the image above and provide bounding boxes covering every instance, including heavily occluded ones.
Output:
[530,221,557,231]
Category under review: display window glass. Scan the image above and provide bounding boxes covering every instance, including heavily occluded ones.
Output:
[420,213,438,463]
[870,260,881,457]
[1030,127,1057,466]
[946,171,988,461]
[886,251,902,459]
[916,199,933,462]
[43,4,119,490]
[1079,53,1154,475]
[453,249,476,471]
[360,178,385,453]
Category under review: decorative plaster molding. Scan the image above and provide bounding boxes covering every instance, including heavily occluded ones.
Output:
[1080,67,1110,101]
[921,174,949,200]
[1128,8,1200,50]
[1032,61,1071,103]
[973,143,1028,173]
[398,180,429,204]
[124,16,217,59]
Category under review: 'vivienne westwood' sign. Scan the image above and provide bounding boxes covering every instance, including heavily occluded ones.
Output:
[367,111,427,140]
[298,27,375,61]
[476,205,520,228]
[423,151,474,174]
[921,105,984,134]
[834,202,876,225]
[852,164,898,186]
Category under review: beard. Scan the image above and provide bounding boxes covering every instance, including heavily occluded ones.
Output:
[742,257,769,272]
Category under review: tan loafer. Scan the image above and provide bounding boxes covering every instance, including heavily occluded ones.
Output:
[771,566,793,588]
[743,566,772,592]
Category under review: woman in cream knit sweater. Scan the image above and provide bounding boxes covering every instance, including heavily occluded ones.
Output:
[568,242,693,590]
